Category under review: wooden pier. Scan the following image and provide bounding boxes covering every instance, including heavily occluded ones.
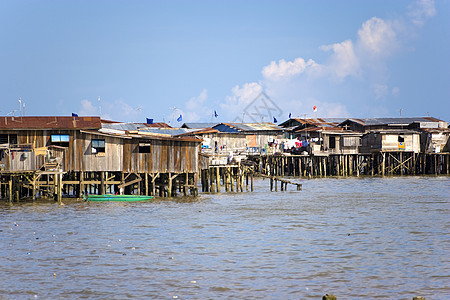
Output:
[200,163,255,193]
[249,152,450,178]
[0,170,199,202]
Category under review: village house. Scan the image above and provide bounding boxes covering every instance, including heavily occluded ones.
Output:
[338,117,448,154]
[0,116,202,200]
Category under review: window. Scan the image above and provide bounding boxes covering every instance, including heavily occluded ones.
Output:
[398,135,405,143]
[139,143,151,153]
[51,134,70,146]
[329,136,336,149]
[92,139,105,153]
[0,134,17,145]
[343,136,360,147]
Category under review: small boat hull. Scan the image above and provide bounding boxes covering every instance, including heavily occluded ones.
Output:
[84,195,154,202]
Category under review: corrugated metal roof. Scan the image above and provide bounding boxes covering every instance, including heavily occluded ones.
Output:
[214,122,283,132]
[175,128,218,136]
[280,118,345,128]
[342,117,444,126]
[143,122,171,128]
[181,122,219,129]
[102,123,143,131]
[139,128,191,136]
[102,122,172,131]
[0,116,102,129]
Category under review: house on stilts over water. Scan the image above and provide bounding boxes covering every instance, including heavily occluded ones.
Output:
[0,116,202,201]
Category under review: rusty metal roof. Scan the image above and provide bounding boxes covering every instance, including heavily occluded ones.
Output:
[142,122,171,128]
[0,116,102,129]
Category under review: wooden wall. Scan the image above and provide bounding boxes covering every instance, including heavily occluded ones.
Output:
[123,138,199,173]
[0,129,200,173]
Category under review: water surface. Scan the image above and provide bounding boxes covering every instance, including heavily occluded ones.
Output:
[1,176,449,299]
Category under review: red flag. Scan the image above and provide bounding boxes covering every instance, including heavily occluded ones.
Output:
[313,105,317,112]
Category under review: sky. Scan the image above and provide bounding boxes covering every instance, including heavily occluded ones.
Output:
[1,0,449,125]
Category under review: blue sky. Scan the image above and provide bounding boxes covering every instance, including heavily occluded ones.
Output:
[1,0,449,124]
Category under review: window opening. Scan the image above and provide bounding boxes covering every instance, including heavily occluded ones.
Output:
[329,136,336,149]
[92,139,105,153]
[139,143,151,153]
[51,134,70,146]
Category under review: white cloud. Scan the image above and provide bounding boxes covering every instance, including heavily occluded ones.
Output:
[186,88,208,110]
[392,86,400,97]
[220,82,263,121]
[79,98,141,122]
[357,17,398,57]
[321,40,360,79]
[373,84,389,99]
[218,0,436,121]
[103,99,135,121]
[407,0,436,27]
[183,89,210,122]
[79,99,97,116]
[262,58,319,80]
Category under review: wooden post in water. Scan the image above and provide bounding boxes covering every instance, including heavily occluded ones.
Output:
[100,171,105,195]
[230,168,234,192]
[400,152,403,175]
[216,167,220,193]
[225,168,229,192]
[209,168,215,193]
[336,156,340,176]
[8,177,12,203]
[145,172,149,196]
[251,170,254,192]
[447,154,450,175]
[240,167,244,192]
[299,157,302,178]
[245,168,249,192]
[168,173,173,197]
[57,172,62,204]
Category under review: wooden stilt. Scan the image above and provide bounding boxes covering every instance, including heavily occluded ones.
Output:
[216,167,220,193]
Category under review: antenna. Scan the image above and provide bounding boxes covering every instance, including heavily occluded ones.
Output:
[136,107,142,123]
[169,106,179,127]
[18,98,22,116]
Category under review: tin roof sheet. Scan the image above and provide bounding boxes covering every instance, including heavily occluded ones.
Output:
[0,116,102,129]
[181,122,219,129]
[214,122,283,132]
[342,117,444,126]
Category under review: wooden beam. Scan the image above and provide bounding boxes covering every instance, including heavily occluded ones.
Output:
[118,177,142,189]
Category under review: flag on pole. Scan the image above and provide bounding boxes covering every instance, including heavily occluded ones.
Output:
[313,105,317,112]
[72,113,78,117]
[177,114,182,122]
[214,110,218,118]
[273,116,277,123]
[146,118,153,124]
[289,113,292,118]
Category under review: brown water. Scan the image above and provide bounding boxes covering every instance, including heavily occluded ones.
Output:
[1,176,449,299]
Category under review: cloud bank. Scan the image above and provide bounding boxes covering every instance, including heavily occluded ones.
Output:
[209,0,436,121]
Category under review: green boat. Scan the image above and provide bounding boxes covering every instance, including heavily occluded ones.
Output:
[83,194,154,202]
